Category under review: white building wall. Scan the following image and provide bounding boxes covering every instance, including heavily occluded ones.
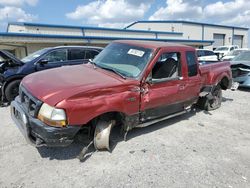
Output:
[234,29,248,47]
[8,24,83,36]
[128,22,248,49]
[182,24,202,40]
[8,25,27,33]
[25,26,83,36]
[127,22,183,33]
[84,29,155,39]
[205,26,233,44]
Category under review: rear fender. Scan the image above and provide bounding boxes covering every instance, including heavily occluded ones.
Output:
[207,72,231,90]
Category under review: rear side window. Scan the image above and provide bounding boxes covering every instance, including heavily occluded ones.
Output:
[85,50,99,59]
[186,51,198,77]
[197,50,204,57]
[205,51,215,56]
[68,49,85,60]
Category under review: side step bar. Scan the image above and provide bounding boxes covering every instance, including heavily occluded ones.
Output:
[136,107,191,128]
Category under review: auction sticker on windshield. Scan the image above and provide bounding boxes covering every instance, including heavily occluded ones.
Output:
[128,49,145,57]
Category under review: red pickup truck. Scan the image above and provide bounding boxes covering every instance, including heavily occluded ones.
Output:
[11,40,232,151]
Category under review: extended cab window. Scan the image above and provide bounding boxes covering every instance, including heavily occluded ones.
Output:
[44,49,67,63]
[186,51,198,77]
[68,49,85,60]
[85,50,99,59]
[152,52,181,79]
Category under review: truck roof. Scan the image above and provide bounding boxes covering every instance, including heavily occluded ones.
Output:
[115,40,194,51]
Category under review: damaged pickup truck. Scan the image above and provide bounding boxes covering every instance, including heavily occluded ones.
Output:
[11,40,232,151]
[230,50,250,88]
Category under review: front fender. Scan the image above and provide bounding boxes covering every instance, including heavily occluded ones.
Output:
[55,86,141,125]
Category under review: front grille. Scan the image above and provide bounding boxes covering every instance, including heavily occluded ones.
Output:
[232,68,250,78]
[19,85,42,117]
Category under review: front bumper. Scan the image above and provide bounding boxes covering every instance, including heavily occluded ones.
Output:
[11,97,81,147]
[233,74,250,88]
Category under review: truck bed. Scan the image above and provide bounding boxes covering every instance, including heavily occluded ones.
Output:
[199,61,231,86]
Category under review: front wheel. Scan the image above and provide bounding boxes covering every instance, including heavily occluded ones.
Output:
[197,85,222,111]
[94,119,115,151]
[5,80,21,102]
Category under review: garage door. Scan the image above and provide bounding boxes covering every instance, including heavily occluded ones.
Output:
[233,35,243,47]
[213,34,225,47]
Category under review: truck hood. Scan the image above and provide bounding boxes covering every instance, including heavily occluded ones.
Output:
[22,64,127,106]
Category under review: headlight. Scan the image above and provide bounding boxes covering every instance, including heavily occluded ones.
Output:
[38,103,67,127]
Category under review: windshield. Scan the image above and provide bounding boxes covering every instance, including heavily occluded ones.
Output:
[21,48,49,63]
[232,51,250,61]
[93,42,153,78]
[215,47,229,51]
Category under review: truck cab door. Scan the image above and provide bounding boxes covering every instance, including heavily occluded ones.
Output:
[140,51,187,122]
[35,49,68,71]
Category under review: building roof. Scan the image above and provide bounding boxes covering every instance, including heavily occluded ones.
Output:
[125,20,249,30]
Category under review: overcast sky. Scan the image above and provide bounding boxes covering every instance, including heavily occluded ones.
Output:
[0,0,249,44]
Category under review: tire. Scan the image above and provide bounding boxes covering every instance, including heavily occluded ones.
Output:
[94,119,115,151]
[197,85,222,111]
[5,80,21,102]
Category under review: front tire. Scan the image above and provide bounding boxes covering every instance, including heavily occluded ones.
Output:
[94,119,115,151]
[5,80,21,102]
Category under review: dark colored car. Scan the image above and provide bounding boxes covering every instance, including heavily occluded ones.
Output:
[0,46,103,105]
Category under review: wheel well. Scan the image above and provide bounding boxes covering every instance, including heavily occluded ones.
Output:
[79,112,126,136]
[74,112,126,142]
[91,112,125,126]
[219,77,229,90]
[3,77,23,91]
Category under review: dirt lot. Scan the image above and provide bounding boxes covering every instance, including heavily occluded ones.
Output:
[0,89,250,188]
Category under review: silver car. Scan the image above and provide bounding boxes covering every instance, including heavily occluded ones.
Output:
[231,51,250,88]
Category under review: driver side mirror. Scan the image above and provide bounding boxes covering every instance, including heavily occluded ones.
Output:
[37,59,48,66]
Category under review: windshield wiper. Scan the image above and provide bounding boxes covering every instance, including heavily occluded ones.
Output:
[89,60,126,79]
[98,65,126,79]
[89,59,98,68]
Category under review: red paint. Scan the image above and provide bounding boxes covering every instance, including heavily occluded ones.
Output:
[21,40,232,126]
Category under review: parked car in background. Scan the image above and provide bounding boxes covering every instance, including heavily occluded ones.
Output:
[214,45,239,59]
[196,49,218,62]
[0,46,103,105]
[221,48,249,61]
[230,51,250,88]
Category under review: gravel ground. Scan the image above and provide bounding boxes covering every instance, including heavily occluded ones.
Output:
[0,89,250,188]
